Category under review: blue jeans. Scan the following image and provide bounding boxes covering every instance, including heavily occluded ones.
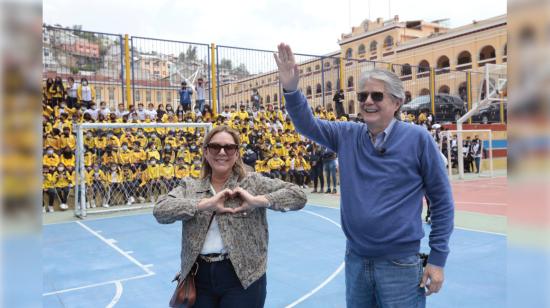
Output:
[345,244,426,308]
[324,160,337,190]
[194,259,266,308]
[196,99,205,113]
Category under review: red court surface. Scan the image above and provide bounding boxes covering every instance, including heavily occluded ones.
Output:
[451,176,507,216]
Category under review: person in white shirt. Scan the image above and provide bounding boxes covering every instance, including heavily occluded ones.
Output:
[136,103,147,121]
[220,105,231,120]
[98,101,111,118]
[115,103,129,119]
[66,77,78,109]
[146,103,157,120]
[195,77,206,113]
[84,102,99,120]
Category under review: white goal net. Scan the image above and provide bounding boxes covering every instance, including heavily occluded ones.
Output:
[74,122,212,218]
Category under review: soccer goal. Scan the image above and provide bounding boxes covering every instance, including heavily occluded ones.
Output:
[439,129,494,179]
[73,122,213,218]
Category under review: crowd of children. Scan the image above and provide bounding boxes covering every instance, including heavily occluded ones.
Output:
[42,76,350,212]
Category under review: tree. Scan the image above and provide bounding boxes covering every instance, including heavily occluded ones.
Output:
[219,58,233,70]
[185,46,197,62]
[177,51,186,63]
[233,63,249,76]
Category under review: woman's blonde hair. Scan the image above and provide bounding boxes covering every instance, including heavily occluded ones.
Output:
[200,125,247,181]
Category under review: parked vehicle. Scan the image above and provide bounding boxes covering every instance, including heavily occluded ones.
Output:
[401,94,466,122]
[472,101,507,124]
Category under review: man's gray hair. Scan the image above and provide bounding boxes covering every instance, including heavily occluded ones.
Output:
[358,69,405,119]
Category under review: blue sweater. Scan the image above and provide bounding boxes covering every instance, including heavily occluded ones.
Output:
[285,91,454,267]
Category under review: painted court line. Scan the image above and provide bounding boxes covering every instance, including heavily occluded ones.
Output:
[308,203,505,236]
[76,221,155,275]
[43,273,153,296]
[285,210,345,308]
[106,281,123,308]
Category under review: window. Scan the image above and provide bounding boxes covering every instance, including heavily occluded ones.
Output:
[146,90,151,102]
[306,67,312,73]
[358,44,366,55]
[326,81,333,95]
[479,45,496,66]
[274,93,278,102]
[167,91,172,104]
[436,56,450,74]
[347,76,354,90]
[315,64,320,71]
[457,51,472,70]
[417,60,430,78]
[438,85,450,94]
[306,86,312,97]
[384,36,394,48]
[370,41,378,52]
[266,95,271,103]
[96,87,103,100]
[345,48,353,59]
[156,91,162,102]
[108,87,115,102]
[135,90,141,101]
[316,83,322,94]
[401,64,412,76]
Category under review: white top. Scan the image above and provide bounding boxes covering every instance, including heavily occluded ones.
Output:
[84,109,99,120]
[99,107,111,118]
[196,85,205,100]
[67,83,78,98]
[81,85,93,101]
[200,185,227,255]
[137,110,147,121]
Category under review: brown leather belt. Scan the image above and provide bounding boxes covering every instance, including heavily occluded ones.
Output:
[199,253,229,263]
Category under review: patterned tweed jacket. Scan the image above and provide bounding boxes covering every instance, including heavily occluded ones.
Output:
[153,171,307,289]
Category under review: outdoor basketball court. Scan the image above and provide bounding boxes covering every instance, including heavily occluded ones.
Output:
[42,177,507,307]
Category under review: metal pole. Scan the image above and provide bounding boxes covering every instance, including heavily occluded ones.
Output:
[207,44,212,112]
[130,38,136,106]
[321,57,325,107]
[467,72,472,124]
[124,35,132,108]
[489,130,494,177]
[119,35,125,105]
[216,47,220,112]
[77,125,87,218]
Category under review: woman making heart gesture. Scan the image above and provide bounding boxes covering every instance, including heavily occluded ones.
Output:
[154,125,307,308]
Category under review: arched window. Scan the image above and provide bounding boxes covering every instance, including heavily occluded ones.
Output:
[347,76,354,90]
[315,83,322,96]
[345,48,353,59]
[436,55,450,74]
[306,86,312,97]
[438,85,450,94]
[457,51,472,70]
[401,63,412,76]
[266,95,271,103]
[384,36,394,48]
[358,44,366,55]
[417,60,430,78]
[326,81,333,95]
[274,93,278,102]
[503,43,507,62]
[479,45,496,66]
[370,41,378,53]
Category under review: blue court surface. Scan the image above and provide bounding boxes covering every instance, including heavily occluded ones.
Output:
[43,205,505,307]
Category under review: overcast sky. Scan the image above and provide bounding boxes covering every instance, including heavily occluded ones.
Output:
[44,0,506,55]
